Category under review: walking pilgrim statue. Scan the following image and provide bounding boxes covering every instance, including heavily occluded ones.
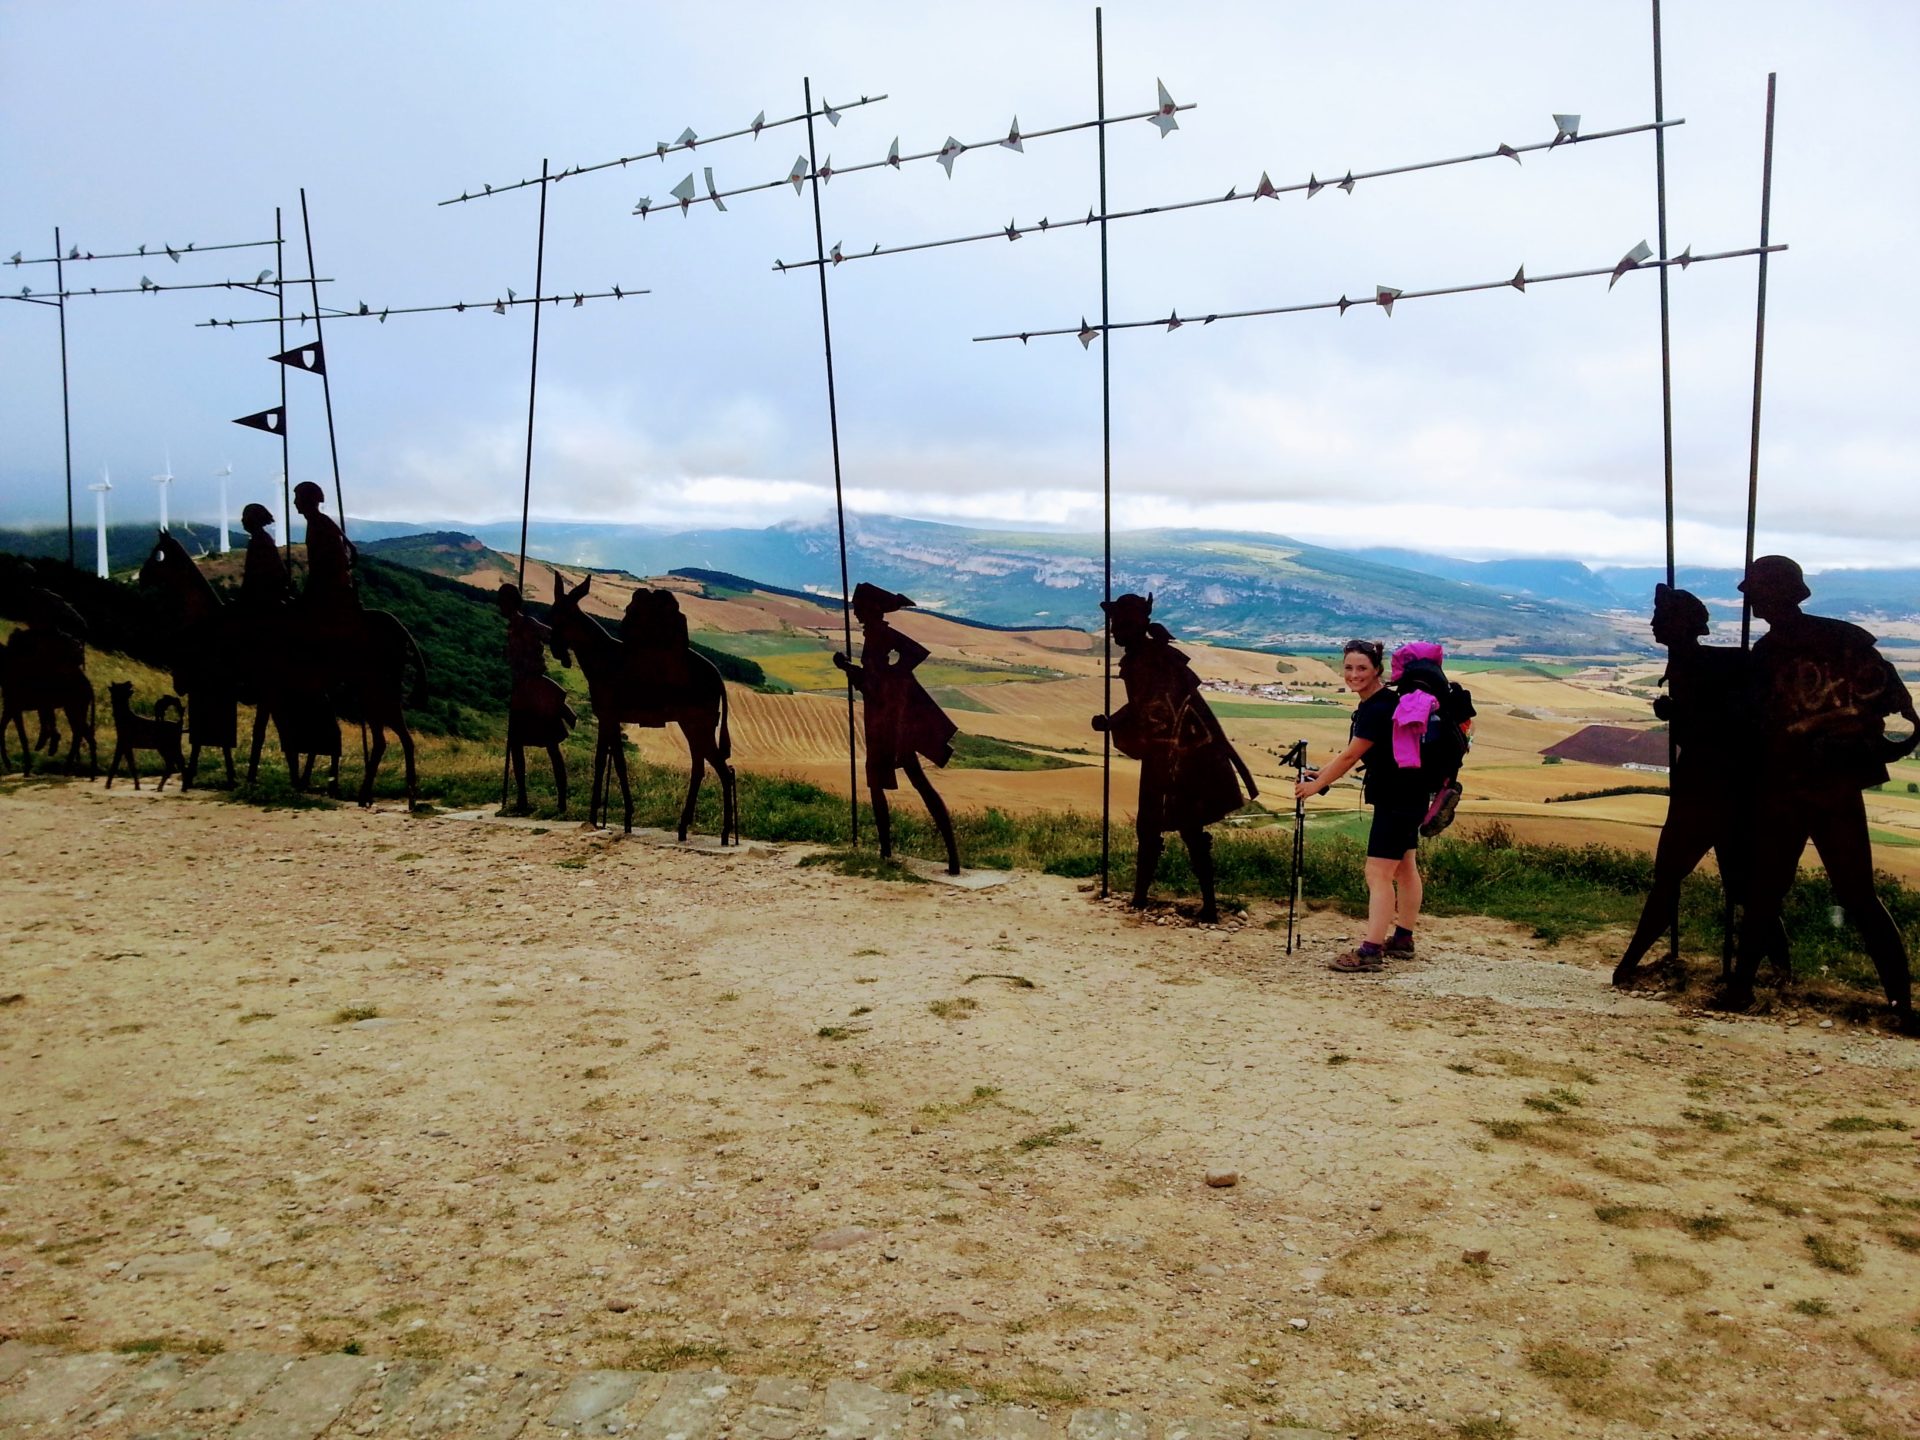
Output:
[1729,556,1920,1033]
[496,581,575,813]
[1613,584,1789,987]
[1092,592,1257,923]
[833,582,962,875]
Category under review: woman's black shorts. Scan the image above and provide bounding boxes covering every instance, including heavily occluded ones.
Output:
[1367,800,1425,860]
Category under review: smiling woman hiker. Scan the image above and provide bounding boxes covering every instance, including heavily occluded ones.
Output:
[1295,639,1428,972]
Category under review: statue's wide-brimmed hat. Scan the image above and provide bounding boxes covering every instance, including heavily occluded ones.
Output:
[1738,554,1810,604]
[852,581,914,613]
[1653,582,1710,637]
[1100,592,1154,626]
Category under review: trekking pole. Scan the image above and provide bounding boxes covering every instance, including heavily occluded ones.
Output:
[1282,738,1309,955]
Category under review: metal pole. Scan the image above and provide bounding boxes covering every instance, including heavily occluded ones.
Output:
[298,188,346,540]
[1651,0,1683,968]
[517,159,550,588]
[1096,7,1114,900]
[54,227,74,569]
[805,76,860,847]
[276,207,291,563]
[1739,74,1777,653]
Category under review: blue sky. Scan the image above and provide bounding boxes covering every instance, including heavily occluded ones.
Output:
[3,1,1915,568]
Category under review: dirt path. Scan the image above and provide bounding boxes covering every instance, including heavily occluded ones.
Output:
[2,780,1917,1438]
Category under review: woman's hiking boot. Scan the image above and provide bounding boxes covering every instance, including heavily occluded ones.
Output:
[1329,945,1386,973]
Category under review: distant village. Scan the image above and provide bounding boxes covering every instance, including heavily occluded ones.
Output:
[1198,679,1332,704]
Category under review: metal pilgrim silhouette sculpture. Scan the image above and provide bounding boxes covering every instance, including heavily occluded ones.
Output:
[834,582,961,875]
[1092,593,1257,923]
[496,581,575,814]
[545,573,736,843]
[1729,557,1920,1032]
[136,492,426,807]
[1612,584,1790,988]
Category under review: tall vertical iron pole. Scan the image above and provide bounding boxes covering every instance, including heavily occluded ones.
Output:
[54,227,75,569]
[1650,0,1683,967]
[1739,74,1777,653]
[804,76,860,846]
[276,207,291,563]
[1095,6,1114,900]
[298,188,346,540]
[516,160,550,589]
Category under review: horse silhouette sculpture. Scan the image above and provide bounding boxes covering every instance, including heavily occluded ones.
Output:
[0,625,96,777]
[546,573,736,842]
[138,529,428,807]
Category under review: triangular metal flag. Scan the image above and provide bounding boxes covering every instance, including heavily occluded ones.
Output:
[937,137,963,177]
[140,275,156,291]
[1610,239,1653,289]
[818,156,834,182]
[165,245,180,263]
[1375,286,1402,315]
[1552,113,1581,145]
[1338,171,1356,194]
[677,126,699,148]
[1255,171,1278,199]
[1151,80,1179,137]
[270,339,325,375]
[823,97,842,126]
[750,110,766,137]
[886,137,901,168]
[787,156,809,194]
[1497,143,1521,164]
[233,406,284,434]
[704,167,728,212]
[1306,173,1324,198]
[830,242,844,265]
[493,299,506,314]
[671,173,697,212]
[1077,317,1099,349]
[1675,245,1694,269]
[1510,265,1527,291]
[1166,312,1183,331]
[1002,117,1023,152]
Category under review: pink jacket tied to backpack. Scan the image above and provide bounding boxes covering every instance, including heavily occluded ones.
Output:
[1390,643,1446,770]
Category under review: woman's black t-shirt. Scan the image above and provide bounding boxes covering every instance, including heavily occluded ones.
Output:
[1350,690,1422,807]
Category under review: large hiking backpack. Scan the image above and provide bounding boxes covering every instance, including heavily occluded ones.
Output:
[1392,648,1476,834]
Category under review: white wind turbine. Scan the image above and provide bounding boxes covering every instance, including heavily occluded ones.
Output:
[89,466,113,578]
[152,451,175,532]
[213,462,234,552]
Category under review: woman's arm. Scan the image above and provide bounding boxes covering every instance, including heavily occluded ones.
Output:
[1295,737,1372,798]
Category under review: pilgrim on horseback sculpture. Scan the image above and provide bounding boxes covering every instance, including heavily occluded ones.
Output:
[136,485,426,807]
[0,564,97,777]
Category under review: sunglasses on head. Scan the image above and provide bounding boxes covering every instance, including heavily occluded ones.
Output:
[1343,640,1383,663]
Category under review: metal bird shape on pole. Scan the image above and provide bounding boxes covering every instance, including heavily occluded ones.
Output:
[196,285,645,327]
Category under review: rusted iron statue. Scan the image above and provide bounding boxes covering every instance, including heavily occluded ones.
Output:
[104,681,185,791]
[0,566,97,777]
[1093,592,1257,922]
[139,503,426,807]
[833,582,961,875]
[545,573,736,841]
[496,581,575,814]
[1729,556,1919,1033]
[136,530,241,788]
[1613,584,1790,987]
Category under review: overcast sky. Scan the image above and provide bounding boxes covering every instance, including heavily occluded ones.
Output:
[4,1,1915,569]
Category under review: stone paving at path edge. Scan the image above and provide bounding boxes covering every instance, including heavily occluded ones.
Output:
[0,1341,1341,1440]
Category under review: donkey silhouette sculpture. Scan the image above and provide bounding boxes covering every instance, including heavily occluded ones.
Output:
[546,573,736,842]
